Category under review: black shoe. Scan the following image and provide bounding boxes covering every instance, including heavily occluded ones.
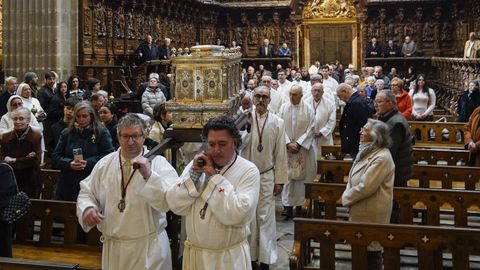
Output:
[251,261,258,270]
[259,263,269,270]
[295,206,303,217]
[283,206,293,220]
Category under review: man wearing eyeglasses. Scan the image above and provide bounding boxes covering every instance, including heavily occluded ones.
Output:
[77,113,179,270]
[260,75,287,115]
[240,86,287,270]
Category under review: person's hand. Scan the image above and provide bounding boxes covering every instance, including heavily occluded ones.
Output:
[132,156,151,180]
[245,109,253,125]
[314,132,322,138]
[468,141,477,153]
[82,207,104,227]
[70,159,87,170]
[192,152,216,178]
[273,184,283,196]
[4,156,16,164]
[26,152,36,158]
[287,142,299,153]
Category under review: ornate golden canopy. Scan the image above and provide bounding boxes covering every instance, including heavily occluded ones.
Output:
[302,0,356,20]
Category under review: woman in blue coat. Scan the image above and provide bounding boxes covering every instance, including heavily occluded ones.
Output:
[52,101,114,201]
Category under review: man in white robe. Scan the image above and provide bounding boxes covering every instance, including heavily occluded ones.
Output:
[240,86,288,270]
[280,85,317,218]
[320,65,339,107]
[276,69,293,99]
[292,72,311,100]
[304,83,336,159]
[166,116,260,270]
[260,75,285,115]
[77,113,178,270]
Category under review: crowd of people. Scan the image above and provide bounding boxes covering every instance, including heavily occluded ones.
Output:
[0,49,479,270]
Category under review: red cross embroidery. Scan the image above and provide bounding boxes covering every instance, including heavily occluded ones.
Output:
[219,187,225,193]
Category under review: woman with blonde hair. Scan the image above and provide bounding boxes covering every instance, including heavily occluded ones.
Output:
[391,77,412,119]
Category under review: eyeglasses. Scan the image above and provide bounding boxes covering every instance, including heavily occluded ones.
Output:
[254,94,270,100]
[391,84,399,87]
[262,80,271,83]
[119,134,144,141]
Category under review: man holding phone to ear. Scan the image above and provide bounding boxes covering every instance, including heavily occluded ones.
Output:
[166,116,260,270]
[240,86,287,270]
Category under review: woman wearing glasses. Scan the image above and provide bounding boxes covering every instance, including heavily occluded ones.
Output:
[408,74,436,121]
[52,101,114,201]
[390,77,412,120]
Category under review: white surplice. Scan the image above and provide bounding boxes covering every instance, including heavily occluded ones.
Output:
[166,155,260,270]
[280,100,317,207]
[268,88,287,115]
[277,80,293,100]
[240,111,288,264]
[304,96,336,159]
[77,147,178,270]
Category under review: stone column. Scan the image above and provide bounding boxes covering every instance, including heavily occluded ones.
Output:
[2,0,78,81]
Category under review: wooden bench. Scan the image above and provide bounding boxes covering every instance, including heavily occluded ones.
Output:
[290,218,480,270]
[317,160,480,190]
[13,199,102,269]
[39,169,61,200]
[0,257,80,270]
[303,182,480,227]
[321,145,469,166]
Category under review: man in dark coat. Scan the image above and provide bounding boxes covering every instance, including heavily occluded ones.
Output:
[136,35,160,63]
[258,38,274,58]
[0,76,17,117]
[366,37,383,58]
[337,83,370,157]
[375,90,414,223]
[38,71,57,147]
[384,40,401,58]
[457,80,480,122]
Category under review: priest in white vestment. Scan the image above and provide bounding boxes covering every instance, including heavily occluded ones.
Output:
[277,70,293,99]
[320,66,339,107]
[260,75,286,115]
[304,83,336,159]
[280,85,317,218]
[166,116,260,270]
[239,86,288,269]
[77,113,178,270]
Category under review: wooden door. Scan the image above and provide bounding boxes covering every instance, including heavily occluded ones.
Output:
[309,24,353,65]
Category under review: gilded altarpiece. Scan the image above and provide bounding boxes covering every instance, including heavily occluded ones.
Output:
[300,0,362,68]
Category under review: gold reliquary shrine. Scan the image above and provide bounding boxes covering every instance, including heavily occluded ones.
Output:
[166,45,243,128]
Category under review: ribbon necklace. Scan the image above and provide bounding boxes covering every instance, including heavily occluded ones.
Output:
[117,149,144,212]
[199,154,238,219]
[255,111,269,152]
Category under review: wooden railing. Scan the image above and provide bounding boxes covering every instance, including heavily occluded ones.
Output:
[431,57,480,113]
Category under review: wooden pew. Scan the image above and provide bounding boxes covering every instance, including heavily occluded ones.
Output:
[39,169,60,200]
[317,160,480,190]
[290,218,480,270]
[13,199,102,269]
[0,257,79,270]
[321,145,469,166]
[303,182,480,227]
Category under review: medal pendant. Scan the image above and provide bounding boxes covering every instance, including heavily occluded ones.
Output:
[257,144,263,152]
[118,199,126,212]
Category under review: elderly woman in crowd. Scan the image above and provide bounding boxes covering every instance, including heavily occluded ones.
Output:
[357,85,376,115]
[52,101,114,201]
[391,77,412,120]
[16,83,46,123]
[0,161,17,257]
[0,95,41,135]
[409,74,436,121]
[341,119,395,270]
[142,76,166,118]
[365,76,377,100]
[457,80,480,122]
[0,107,42,198]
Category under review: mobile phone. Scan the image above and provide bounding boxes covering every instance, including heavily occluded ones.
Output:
[73,148,83,161]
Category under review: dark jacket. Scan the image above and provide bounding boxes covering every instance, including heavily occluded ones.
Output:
[136,42,160,63]
[366,43,383,57]
[0,162,16,257]
[258,45,274,58]
[105,119,118,149]
[457,90,480,122]
[52,126,114,201]
[384,44,401,57]
[379,109,414,187]
[339,92,370,155]
[159,45,171,60]
[0,91,15,118]
[0,127,42,198]
[48,119,68,159]
[38,85,55,116]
